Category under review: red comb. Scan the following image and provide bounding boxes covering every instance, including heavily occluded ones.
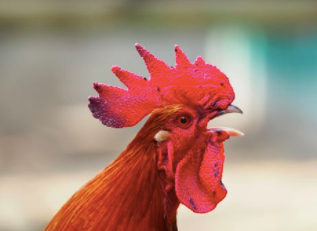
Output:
[89,44,235,128]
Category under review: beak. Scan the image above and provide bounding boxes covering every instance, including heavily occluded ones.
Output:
[216,104,243,117]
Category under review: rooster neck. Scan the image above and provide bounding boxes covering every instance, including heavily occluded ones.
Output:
[45,107,182,231]
[45,131,181,230]
[45,146,177,231]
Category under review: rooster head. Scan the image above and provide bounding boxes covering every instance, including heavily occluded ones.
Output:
[88,44,243,213]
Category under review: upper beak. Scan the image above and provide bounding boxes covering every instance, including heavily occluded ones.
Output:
[216,105,243,117]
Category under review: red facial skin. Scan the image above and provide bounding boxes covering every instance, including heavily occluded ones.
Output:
[158,106,229,216]
[44,44,235,231]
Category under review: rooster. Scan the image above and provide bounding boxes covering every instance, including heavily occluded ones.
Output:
[44,44,243,231]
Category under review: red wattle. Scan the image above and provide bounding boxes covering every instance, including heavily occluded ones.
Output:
[175,139,227,213]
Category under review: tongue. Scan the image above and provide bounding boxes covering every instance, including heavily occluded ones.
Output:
[175,138,227,213]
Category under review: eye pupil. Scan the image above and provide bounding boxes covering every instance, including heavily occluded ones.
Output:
[180,117,187,124]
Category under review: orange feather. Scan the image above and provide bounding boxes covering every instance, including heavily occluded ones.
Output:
[44,106,181,231]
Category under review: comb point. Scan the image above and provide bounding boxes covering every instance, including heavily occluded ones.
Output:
[175,44,192,67]
[112,65,145,89]
[194,56,206,66]
[93,82,106,95]
[135,43,147,57]
[111,65,121,73]
[93,82,101,90]
[135,43,171,80]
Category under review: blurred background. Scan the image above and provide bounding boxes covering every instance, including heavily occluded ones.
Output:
[0,0,317,230]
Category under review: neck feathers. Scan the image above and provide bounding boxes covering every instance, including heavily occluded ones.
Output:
[45,106,181,231]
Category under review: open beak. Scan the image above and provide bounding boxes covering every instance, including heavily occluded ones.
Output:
[209,104,244,137]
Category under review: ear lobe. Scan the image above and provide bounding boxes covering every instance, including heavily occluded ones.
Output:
[175,141,227,213]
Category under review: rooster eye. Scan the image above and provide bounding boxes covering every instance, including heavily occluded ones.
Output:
[176,115,192,128]
[180,117,188,124]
